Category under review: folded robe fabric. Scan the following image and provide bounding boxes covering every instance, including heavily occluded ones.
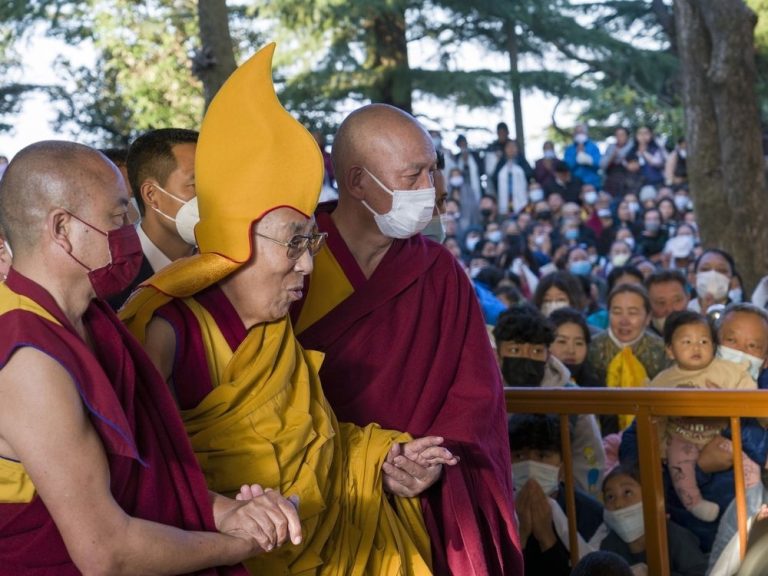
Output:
[122,281,432,575]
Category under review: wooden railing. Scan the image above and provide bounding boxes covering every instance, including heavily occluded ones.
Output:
[505,387,764,575]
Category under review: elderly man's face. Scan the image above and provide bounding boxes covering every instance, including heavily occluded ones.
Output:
[360,124,436,217]
[718,311,768,364]
[232,208,318,325]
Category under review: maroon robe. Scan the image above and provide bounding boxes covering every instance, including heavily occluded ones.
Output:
[296,210,523,575]
[0,270,245,575]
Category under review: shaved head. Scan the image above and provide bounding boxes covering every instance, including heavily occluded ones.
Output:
[0,141,122,253]
[331,104,434,189]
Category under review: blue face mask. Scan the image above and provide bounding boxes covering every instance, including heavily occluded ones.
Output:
[569,260,592,276]
[565,229,579,241]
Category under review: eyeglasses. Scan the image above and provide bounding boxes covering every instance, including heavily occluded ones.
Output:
[254,231,328,260]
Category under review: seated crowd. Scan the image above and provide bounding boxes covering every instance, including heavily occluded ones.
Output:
[440,122,768,575]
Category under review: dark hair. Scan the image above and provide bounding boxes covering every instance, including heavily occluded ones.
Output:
[549,307,591,345]
[436,150,445,170]
[508,413,563,453]
[494,304,555,347]
[607,265,644,293]
[602,463,641,492]
[533,271,587,311]
[656,197,679,221]
[624,152,639,163]
[475,266,504,290]
[694,248,736,276]
[554,160,570,173]
[571,551,633,576]
[497,122,509,132]
[494,284,524,306]
[663,310,715,346]
[607,283,651,315]
[645,269,687,292]
[126,128,199,215]
[100,148,128,167]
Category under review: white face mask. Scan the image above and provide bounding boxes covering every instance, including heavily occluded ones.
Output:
[611,252,630,267]
[696,270,730,302]
[421,214,446,244]
[487,230,503,243]
[362,168,435,239]
[584,190,598,205]
[529,188,544,203]
[574,133,588,145]
[151,184,199,245]
[717,345,764,381]
[511,460,561,496]
[729,288,743,303]
[604,502,645,543]
[449,175,464,188]
[541,300,569,317]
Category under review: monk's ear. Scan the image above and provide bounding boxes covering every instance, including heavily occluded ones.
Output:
[344,166,366,201]
[49,208,74,252]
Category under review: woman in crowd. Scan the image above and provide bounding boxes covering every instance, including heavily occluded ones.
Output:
[549,307,601,389]
[533,271,587,318]
[628,125,666,186]
[588,284,669,434]
[689,248,737,314]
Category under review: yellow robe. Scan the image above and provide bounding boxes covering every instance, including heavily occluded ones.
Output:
[122,286,432,575]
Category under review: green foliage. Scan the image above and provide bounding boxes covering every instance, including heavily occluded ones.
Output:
[0,0,686,144]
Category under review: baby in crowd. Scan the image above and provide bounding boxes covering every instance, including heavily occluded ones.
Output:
[651,310,759,522]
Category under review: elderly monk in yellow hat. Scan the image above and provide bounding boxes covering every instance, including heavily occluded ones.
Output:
[121,44,457,575]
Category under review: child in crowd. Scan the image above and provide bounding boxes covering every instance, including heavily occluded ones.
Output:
[652,310,759,522]
[599,465,708,575]
[509,413,603,576]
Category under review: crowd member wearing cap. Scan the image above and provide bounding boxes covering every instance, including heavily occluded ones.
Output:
[123,45,457,575]
[0,142,296,574]
[108,128,200,310]
[293,101,522,574]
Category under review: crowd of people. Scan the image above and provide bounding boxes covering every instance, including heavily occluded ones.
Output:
[426,121,768,574]
[2,39,768,576]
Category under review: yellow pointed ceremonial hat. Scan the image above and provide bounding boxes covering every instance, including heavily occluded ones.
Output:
[194,43,324,262]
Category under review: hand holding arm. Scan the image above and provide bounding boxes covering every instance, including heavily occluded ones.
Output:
[698,435,734,473]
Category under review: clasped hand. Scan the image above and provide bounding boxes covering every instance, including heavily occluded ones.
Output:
[215,484,302,555]
[382,436,459,498]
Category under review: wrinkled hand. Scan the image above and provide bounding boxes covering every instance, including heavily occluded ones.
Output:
[382,436,459,498]
[698,435,733,473]
[516,480,556,550]
[216,485,302,553]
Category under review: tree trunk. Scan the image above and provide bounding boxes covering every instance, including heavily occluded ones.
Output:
[504,19,526,159]
[675,0,768,291]
[363,7,412,113]
[195,0,237,110]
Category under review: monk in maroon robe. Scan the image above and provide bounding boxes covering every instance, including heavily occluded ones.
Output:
[293,104,523,575]
[0,142,299,574]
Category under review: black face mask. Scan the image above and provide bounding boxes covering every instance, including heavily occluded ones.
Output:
[501,357,547,387]
[480,208,494,219]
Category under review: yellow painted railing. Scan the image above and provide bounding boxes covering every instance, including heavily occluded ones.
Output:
[505,387,763,575]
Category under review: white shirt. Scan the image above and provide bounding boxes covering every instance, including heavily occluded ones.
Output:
[137,221,172,273]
